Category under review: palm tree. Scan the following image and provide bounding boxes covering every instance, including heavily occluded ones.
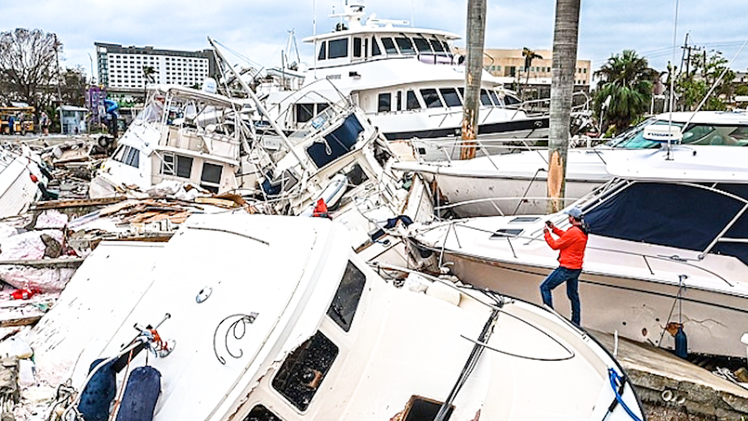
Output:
[593,50,658,134]
[547,0,581,213]
[459,0,487,160]
[522,47,543,100]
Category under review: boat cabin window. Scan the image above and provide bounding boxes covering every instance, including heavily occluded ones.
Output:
[406,90,421,110]
[328,38,348,59]
[439,88,462,107]
[610,121,748,149]
[413,37,432,53]
[489,90,501,106]
[402,396,454,421]
[306,114,364,168]
[371,36,382,56]
[457,87,465,100]
[243,405,282,421]
[395,36,416,55]
[113,145,140,168]
[430,37,445,53]
[272,331,339,411]
[480,89,493,106]
[200,162,223,193]
[504,94,522,106]
[396,91,403,111]
[295,103,315,124]
[327,261,367,332]
[441,40,451,54]
[490,228,524,238]
[378,93,392,113]
[317,41,327,60]
[381,37,398,55]
[353,37,362,58]
[420,89,443,109]
[176,155,193,178]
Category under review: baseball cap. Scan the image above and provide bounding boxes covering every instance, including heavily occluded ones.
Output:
[564,207,583,220]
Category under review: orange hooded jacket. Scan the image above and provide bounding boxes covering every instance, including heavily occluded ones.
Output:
[544,224,588,270]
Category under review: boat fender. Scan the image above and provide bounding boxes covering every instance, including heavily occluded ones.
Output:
[115,366,162,421]
[675,326,688,359]
[77,359,117,421]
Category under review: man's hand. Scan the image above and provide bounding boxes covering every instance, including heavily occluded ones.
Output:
[543,225,550,234]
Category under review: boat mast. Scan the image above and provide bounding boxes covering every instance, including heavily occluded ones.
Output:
[207,37,310,172]
[460,0,487,160]
[547,0,581,213]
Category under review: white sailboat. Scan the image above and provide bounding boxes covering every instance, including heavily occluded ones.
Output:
[408,145,748,358]
[25,213,643,421]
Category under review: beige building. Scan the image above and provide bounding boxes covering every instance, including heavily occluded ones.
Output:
[456,48,592,98]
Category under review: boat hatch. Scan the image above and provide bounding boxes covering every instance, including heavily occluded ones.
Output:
[326,261,367,332]
[307,114,364,168]
[490,228,523,238]
[509,216,541,223]
[272,330,339,411]
[401,395,454,421]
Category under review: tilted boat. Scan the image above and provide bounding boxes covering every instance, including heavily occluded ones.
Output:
[395,110,748,216]
[26,213,643,420]
[408,145,748,358]
[0,144,48,218]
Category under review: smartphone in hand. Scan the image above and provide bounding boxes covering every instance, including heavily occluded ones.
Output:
[545,220,552,227]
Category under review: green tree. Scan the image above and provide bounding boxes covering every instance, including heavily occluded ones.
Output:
[58,66,87,106]
[593,50,658,134]
[676,50,734,111]
[142,65,156,103]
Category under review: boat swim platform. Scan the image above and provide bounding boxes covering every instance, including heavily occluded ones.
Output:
[589,329,748,419]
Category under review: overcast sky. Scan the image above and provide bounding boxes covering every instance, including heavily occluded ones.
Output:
[5,0,748,80]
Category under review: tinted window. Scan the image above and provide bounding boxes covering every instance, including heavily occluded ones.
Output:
[353,38,362,57]
[396,91,402,111]
[201,163,222,185]
[125,147,139,168]
[272,331,338,411]
[420,89,443,108]
[318,41,326,60]
[328,39,348,59]
[413,37,432,53]
[243,405,281,421]
[439,88,461,107]
[327,261,367,332]
[504,94,522,105]
[430,38,444,53]
[381,37,398,55]
[457,87,465,100]
[406,90,420,110]
[441,41,451,54]
[296,103,314,123]
[372,37,381,56]
[489,90,501,106]
[395,37,415,55]
[480,89,493,106]
[176,155,193,178]
[378,93,391,113]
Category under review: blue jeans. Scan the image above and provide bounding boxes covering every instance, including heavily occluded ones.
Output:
[540,266,582,326]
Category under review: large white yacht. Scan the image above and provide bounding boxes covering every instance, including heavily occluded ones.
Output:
[395,110,748,216]
[262,1,549,161]
[408,145,748,358]
[24,214,643,421]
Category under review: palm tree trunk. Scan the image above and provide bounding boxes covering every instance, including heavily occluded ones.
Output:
[547,0,581,213]
[460,0,486,160]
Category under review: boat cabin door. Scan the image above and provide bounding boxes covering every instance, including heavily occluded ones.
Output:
[352,37,366,63]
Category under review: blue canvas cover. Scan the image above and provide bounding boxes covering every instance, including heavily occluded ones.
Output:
[584,182,748,265]
[115,366,162,421]
[78,359,117,421]
[307,114,364,168]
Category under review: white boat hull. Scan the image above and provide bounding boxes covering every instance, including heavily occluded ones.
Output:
[0,155,41,218]
[427,246,748,358]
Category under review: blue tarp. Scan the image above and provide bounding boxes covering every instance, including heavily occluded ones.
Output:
[584,182,748,265]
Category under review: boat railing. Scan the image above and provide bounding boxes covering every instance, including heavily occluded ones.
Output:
[435,220,735,287]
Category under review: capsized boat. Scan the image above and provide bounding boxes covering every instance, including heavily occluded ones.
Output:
[395,110,748,216]
[0,144,48,218]
[408,145,748,358]
[25,214,643,420]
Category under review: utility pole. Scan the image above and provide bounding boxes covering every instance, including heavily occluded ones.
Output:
[547,0,581,214]
[459,0,487,161]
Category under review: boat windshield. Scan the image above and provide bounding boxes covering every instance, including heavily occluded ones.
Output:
[607,119,748,149]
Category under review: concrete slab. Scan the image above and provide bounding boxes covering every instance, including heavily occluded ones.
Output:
[591,329,748,419]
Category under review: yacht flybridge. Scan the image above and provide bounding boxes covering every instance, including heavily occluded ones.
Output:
[263,1,549,161]
[26,214,643,421]
[408,145,748,358]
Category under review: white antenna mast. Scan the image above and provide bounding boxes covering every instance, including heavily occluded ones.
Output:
[666,0,679,160]
[313,0,317,79]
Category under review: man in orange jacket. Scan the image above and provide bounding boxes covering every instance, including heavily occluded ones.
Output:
[540,207,588,326]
